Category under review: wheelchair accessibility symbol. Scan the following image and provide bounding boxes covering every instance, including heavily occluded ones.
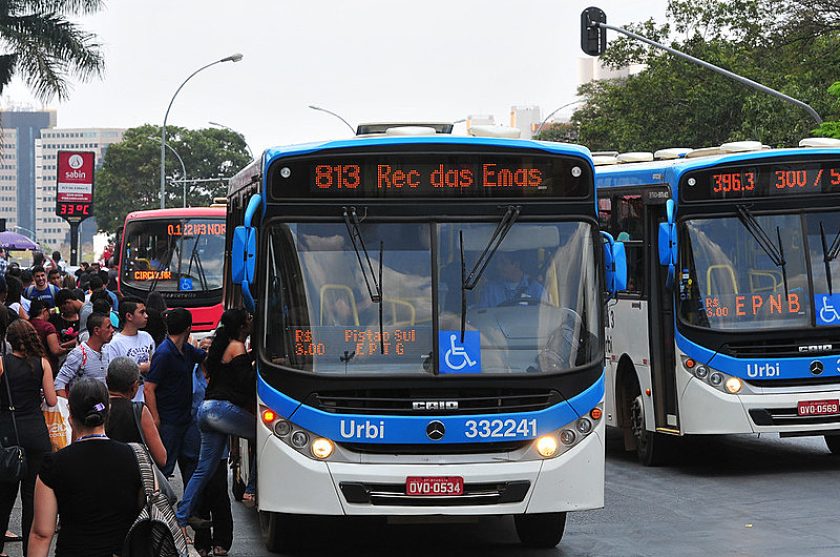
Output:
[816,294,840,326]
[179,277,193,291]
[439,331,481,374]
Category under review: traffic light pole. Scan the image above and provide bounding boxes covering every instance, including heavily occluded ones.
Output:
[582,8,822,125]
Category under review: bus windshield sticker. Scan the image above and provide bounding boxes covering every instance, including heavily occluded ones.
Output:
[179,277,193,291]
[815,294,840,326]
[439,330,481,374]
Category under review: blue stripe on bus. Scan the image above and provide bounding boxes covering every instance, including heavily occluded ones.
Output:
[676,331,840,381]
[257,372,605,444]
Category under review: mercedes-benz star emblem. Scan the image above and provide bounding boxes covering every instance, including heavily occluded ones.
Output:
[810,360,824,375]
[426,420,445,441]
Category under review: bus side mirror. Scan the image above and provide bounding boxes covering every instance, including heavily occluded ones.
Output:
[231,226,249,283]
[658,199,677,287]
[232,225,257,312]
[601,231,627,299]
[611,241,627,294]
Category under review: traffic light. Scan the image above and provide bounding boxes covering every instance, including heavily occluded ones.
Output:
[581,7,607,57]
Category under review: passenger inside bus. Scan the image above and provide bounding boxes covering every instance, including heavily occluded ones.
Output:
[477,251,545,307]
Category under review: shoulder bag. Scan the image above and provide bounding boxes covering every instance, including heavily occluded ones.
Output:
[131,401,176,505]
[0,354,27,483]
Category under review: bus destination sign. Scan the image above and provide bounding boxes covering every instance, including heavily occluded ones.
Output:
[682,160,840,202]
[269,152,591,200]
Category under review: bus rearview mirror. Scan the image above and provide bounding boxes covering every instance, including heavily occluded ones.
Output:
[232,225,249,283]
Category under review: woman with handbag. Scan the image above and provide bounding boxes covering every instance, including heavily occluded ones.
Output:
[29,378,143,557]
[0,319,57,557]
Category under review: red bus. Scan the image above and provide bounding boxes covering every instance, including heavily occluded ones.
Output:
[118,205,226,336]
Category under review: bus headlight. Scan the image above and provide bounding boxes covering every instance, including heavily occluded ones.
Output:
[724,377,743,394]
[535,435,558,458]
[273,419,292,437]
[291,431,309,448]
[311,437,335,459]
[559,430,576,445]
[709,372,724,386]
[693,365,709,379]
[576,418,593,434]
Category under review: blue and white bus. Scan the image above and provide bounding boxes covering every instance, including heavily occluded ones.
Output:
[225,123,625,551]
[596,139,840,465]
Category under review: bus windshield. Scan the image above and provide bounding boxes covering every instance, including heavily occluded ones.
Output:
[679,213,811,330]
[263,220,600,375]
[122,218,226,292]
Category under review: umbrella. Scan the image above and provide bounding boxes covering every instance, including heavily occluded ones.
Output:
[0,231,39,250]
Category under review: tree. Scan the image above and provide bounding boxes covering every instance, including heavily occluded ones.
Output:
[572,1,840,151]
[533,122,579,143]
[94,125,251,233]
[0,0,105,101]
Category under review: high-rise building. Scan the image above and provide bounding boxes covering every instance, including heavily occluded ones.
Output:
[0,129,18,233]
[0,109,57,235]
[510,106,541,140]
[34,128,125,254]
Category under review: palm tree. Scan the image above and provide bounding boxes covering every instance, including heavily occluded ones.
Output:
[0,0,105,101]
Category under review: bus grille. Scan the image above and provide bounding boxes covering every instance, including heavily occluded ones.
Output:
[749,408,840,427]
[310,388,561,416]
[720,340,840,359]
[339,480,530,507]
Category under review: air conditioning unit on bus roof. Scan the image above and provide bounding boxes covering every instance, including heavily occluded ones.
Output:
[355,122,454,136]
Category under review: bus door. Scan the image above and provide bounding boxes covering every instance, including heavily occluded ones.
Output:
[645,190,679,433]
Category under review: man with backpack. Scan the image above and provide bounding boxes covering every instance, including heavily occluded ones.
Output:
[55,313,114,397]
[25,266,61,308]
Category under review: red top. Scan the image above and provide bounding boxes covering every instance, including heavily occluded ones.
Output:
[30,318,60,378]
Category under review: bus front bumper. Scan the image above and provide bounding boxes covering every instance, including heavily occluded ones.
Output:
[680,377,840,435]
[255,420,604,516]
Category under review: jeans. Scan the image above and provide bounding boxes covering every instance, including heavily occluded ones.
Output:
[193,458,234,553]
[159,420,200,481]
[176,400,256,527]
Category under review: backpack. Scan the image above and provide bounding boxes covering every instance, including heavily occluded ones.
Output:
[123,443,189,557]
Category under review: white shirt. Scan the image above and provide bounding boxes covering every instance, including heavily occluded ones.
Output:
[103,331,155,367]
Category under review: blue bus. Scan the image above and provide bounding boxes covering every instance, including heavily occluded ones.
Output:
[596,139,840,465]
[225,124,625,551]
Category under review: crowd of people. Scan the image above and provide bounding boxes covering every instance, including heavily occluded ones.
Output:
[0,250,257,557]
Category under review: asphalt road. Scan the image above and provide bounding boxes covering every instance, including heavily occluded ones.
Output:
[5,431,839,556]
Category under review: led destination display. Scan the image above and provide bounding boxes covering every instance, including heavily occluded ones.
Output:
[269,152,591,200]
[682,160,840,201]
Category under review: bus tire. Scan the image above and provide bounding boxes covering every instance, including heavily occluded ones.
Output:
[631,394,672,466]
[824,435,840,455]
[259,511,299,553]
[514,512,567,548]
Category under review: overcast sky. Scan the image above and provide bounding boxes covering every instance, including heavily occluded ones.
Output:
[3,0,667,152]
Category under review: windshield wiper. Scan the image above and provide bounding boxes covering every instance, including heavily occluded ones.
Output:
[342,207,384,354]
[149,233,177,293]
[185,232,208,291]
[735,205,788,297]
[459,205,521,341]
[818,222,840,294]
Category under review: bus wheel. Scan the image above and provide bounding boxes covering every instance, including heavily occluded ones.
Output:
[259,511,299,553]
[824,435,840,455]
[514,512,567,548]
[631,394,670,466]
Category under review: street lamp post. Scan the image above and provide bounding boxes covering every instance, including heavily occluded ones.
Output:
[534,100,585,138]
[208,121,254,159]
[160,53,243,209]
[308,105,356,135]
[150,137,188,207]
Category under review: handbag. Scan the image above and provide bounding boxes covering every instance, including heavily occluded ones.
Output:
[43,397,72,452]
[0,355,27,483]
